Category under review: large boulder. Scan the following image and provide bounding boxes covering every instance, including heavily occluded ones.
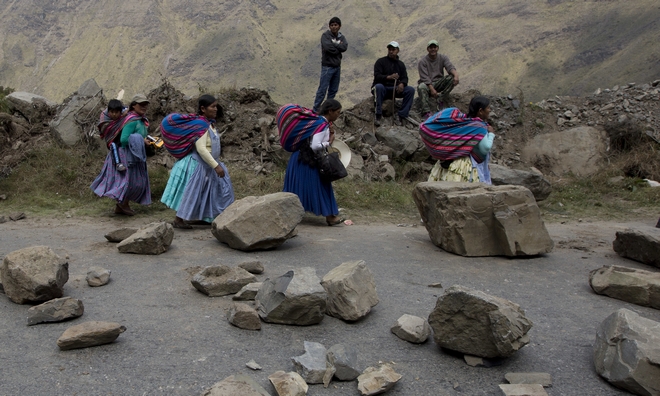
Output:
[521,126,607,177]
[191,265,257,297]
[117,222,174,255]
[613,227,660,268]
[321,260,379,321]
[413,182,554,257]
[49,79,104,146]
[594,309,660,395]
[5,92,57,124]
[489,164,552,201]
[56,321,126,350]
[589,265,660,309]
[256,267,327,326]
[212,192,304,251]
[428,285,533,358]
[1,246,69,304]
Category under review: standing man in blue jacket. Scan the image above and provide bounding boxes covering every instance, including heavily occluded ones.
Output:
[313,17,348,114]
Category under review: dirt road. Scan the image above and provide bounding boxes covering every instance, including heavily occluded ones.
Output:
[1,215,658,395]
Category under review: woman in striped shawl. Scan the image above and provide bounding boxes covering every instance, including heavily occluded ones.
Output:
[419,96,495,183]
[90,94,152,215]
[160,94,234,229]
[283,99,344,226]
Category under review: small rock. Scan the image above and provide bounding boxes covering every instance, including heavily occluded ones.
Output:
[464,355,484,367]
[357,364,402,396]
[86,267,111,287]
[390,314,431,343]
[57,321,126,350]
[245,360,262,370]
[292,341,329,384]
[192,265,257,297]
[589,265,660,309]
[268,371,308,396]
[117,222,173,255]
[321,260,379,322]
[238,261,264,274]
[27,297,84,325]
[104,227,138,243]
[9,212,25,221]
[427,282,442,288]
[227,302,261,330]
[202,374,270,396]
[499,384,548,396]
[327,344,360,381]
[378,155,389,163]
[505,372,552,387]
[232,282,263,301]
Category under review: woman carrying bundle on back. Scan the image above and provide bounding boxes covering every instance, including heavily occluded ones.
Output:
[419,96,495,184]
[160,94,235,229]
[91,94,152,216]
[278,99,344,226]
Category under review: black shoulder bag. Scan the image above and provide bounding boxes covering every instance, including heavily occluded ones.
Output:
[317,146,348,183]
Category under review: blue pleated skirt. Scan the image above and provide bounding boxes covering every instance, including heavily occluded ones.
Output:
[283,151,338,217]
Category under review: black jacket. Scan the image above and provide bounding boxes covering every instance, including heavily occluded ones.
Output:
[372,55,409,88]
[320,30,348,68]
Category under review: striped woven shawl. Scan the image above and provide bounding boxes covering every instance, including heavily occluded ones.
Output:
[160,114,212,159]
[276,104,328,152]
[98,111,148,148]
[419,108,488,163]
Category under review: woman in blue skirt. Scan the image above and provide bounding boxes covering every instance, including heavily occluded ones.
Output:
[283,99,343,226]
[160,95,235,228]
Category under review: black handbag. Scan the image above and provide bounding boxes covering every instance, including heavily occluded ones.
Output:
[317,147,348,182]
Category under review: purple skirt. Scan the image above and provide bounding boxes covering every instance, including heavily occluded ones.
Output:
[90,148,151,205]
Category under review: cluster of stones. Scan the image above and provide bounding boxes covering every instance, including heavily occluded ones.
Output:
[0,245,123,350]
[583,225,660,395]
[193,258,409,395]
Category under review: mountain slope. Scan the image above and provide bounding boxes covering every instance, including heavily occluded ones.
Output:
[0,0,658,107]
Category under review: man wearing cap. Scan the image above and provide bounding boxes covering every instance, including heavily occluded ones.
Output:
[417,40,459,120]
[371,41,415,127]
[312,17,348,114]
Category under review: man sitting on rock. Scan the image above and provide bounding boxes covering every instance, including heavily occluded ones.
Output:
[417,40,459,120]
[371,41,415,127]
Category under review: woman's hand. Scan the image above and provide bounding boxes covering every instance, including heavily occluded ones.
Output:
[214,165,225,177]
[329,124,336,144]
[487,125,494,133]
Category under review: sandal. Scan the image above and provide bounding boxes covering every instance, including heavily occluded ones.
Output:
[326,217,346,226]
[172,220,193,229]
[114,204,135,216]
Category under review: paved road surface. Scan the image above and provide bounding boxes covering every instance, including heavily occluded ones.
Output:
[1,216,658,395]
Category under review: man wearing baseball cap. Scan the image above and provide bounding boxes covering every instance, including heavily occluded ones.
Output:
[371,41,415,127]
[417,39,459,120]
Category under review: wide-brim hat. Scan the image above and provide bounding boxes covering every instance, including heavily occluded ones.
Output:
[331,139,352,168]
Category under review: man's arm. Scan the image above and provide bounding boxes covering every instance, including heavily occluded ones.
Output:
[442,55,459,85]
[373,58,390,85]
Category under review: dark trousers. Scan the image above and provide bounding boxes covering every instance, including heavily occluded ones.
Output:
[373,83,415,118]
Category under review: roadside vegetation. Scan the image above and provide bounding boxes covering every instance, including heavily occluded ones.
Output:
[1,142,659,223]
